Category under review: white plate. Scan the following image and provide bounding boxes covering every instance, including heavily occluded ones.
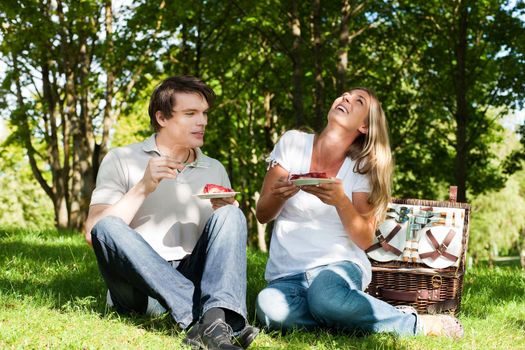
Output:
[194,192,239,199]
[291,178,336,186]
[367,219,407,262]
[418,226,462,269]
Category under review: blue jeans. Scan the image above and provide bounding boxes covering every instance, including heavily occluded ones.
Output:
[91,205,248,330]
[256,261,420,336]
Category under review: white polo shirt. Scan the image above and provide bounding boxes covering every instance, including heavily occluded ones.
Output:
[90,134,231,261]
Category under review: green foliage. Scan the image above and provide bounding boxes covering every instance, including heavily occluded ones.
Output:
[469,169,525,259]
[504,122,525,173]
[1,0,524,243]
[0,141,54,229]
[1,228,525,349]
[383,0,525,200]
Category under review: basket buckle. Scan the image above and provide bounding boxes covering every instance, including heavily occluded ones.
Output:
[437,242,449,254]
[431,275,442,288]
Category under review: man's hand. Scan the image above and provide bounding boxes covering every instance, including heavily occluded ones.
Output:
[142,156,185,194]
[210,197,238,210]
[271,177,300,200]
[300,179,349,208]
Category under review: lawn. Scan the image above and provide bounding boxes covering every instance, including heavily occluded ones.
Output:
[1,227,524,350]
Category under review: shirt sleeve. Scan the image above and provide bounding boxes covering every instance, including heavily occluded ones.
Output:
[218,163,232,189]
[352,172,371,193]
[90,150,128,206]
[265,130,299,172]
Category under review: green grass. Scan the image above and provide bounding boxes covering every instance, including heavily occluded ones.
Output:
[1,228,524,349]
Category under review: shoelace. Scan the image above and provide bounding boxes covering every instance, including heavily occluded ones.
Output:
[203,320,234,345]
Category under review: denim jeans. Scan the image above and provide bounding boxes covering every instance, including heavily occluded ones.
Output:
[256,261,420,336]
[91,205,248,330]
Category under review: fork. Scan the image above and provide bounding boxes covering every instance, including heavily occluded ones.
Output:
[180,160,210,169]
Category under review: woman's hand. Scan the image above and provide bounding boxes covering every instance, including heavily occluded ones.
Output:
[256,165,299,224]
[300,179,349,208]
[271,177,300,200]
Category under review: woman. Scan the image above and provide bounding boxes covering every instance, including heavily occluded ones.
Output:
[255,88,463,338]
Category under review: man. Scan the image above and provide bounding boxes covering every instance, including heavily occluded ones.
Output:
[85,75,258,350]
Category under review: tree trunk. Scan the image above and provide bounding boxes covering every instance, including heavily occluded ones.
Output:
[195,7,202,77]
[312,0,324,131]
[263,92,276,151]
[70,21,98,230]
[289,0,305,127]
[98,0,115,175]
[181,23,191,74]
[454,0,469,202]
[252,191,267,252]
[336,0,351,93]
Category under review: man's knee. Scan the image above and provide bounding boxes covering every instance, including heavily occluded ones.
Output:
[214,205,246,223]
[91,215,127,242]
[211,205,247,240]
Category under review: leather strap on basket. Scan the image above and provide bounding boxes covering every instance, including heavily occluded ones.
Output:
[418,229,458,262]
[375,288,443,302]
[365,224,403,256]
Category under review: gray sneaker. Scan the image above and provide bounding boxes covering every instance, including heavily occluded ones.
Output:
[184,319,242,350]
[233,325,260,349]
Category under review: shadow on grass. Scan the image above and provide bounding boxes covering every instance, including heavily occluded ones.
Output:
[0,239,106,306]
[0,229,470,348]
[0,234,183,335]
[0,231,267,337]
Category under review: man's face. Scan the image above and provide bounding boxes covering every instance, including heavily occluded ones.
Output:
[157,92,209,148]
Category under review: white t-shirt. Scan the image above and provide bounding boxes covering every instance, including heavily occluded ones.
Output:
[90,134,231,261]
[265,130,373,288]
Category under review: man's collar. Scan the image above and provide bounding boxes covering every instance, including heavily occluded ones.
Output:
[141,133,204,161]
[141,134,160,155]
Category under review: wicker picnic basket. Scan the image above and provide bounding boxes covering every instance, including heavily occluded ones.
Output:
[365,197,470,315]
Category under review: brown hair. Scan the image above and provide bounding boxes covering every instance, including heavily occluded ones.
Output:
[148,75,215,131]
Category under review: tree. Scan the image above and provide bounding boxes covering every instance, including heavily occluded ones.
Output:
[388,0,525,201]
[0,0,148,230]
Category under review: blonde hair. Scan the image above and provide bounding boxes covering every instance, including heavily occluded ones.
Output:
[346,87,393,224]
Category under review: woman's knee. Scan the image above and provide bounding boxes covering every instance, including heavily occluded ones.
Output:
[256,288,288,327]
[307,269,361,321]
[256,286,308,331]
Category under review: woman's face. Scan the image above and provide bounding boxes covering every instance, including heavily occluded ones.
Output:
[327,89,371,133]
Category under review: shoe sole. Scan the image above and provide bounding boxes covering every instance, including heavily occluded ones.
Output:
[236,327,260,349]
[183,337,205,349]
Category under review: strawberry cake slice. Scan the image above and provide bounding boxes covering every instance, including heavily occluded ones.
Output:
[203,184,234,194]
[289,172,328,180]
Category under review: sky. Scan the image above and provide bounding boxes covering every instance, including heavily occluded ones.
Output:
[502,109,525,133]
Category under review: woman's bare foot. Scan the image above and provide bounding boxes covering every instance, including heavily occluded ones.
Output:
[419,314,464,338]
